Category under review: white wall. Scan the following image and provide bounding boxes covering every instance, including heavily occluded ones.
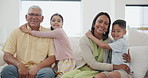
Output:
[82,0,148,34]
[110,0,126,21]
[0,0,148,44]
[126,0,148,4]
[82,0,111,34]
[82,0,127,34]
[0,0,20,44]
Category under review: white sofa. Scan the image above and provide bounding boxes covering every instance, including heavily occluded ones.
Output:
[0,44,5,72]
[0,29,148,78]
[127,28,148,78]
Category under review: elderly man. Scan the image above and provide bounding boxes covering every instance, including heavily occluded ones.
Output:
[1,5,56,78]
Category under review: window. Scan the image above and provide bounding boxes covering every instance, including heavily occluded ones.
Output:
[20,0,82,37]
[125,5,148,33]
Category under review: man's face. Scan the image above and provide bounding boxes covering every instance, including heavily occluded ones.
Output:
[26,8,43,28]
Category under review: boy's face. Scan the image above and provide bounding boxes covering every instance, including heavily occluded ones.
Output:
[111,24,126,40]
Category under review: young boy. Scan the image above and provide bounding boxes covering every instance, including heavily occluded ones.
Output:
[86,19,131,78]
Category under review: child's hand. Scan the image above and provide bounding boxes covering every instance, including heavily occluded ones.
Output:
[19,25,31,34]
[123,49,131,63]
[86,30,93,38]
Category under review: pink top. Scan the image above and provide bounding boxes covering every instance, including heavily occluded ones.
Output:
[31,28,74,60]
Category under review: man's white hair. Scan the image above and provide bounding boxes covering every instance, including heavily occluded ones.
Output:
[28,5,42,14]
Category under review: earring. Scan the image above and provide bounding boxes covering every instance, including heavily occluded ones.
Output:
[103,32,106,34]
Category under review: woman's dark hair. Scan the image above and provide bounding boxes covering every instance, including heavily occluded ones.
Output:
[50,13,64,30]
[91,12,111,40]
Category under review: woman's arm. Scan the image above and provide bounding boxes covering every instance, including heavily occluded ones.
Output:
[79,36,131,73]
[86,31,111,49]
[113,64,130,74]
[79,36,113,71]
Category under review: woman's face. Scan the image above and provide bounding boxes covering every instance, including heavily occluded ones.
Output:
[50,16,63,29]
[94,15,109,34]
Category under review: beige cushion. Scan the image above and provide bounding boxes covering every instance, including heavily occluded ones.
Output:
[129,46,148,78]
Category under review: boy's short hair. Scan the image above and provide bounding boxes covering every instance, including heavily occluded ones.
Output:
[112,19,126,29]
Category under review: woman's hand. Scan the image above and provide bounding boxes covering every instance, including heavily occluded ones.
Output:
[19,25,31,34]
[113,64,130,74]
[86,30,93,38]
[123,49,131,63]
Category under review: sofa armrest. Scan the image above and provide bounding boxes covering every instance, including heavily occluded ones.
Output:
[0,43,6,66]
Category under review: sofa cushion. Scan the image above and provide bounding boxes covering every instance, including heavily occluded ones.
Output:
[69,37,80,53]
[129,46,148,78]
[128,28,148,47]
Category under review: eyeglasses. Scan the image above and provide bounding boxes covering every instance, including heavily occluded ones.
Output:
[28,13,42,16]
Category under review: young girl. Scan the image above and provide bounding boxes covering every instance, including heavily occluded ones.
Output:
[20,13,75,77]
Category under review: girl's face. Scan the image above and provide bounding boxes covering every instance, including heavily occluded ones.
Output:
[50,16,63,29]
[111,24,126,40]
[94,15,109,35]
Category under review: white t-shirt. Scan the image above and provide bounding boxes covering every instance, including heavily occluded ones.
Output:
[109,37,128,65]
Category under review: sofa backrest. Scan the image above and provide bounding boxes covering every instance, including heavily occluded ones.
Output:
[68,37,80,53]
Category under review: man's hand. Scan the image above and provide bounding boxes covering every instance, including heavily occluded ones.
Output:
[17,63,29,78]
[29,66,40,78]
[3,52,29,78]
